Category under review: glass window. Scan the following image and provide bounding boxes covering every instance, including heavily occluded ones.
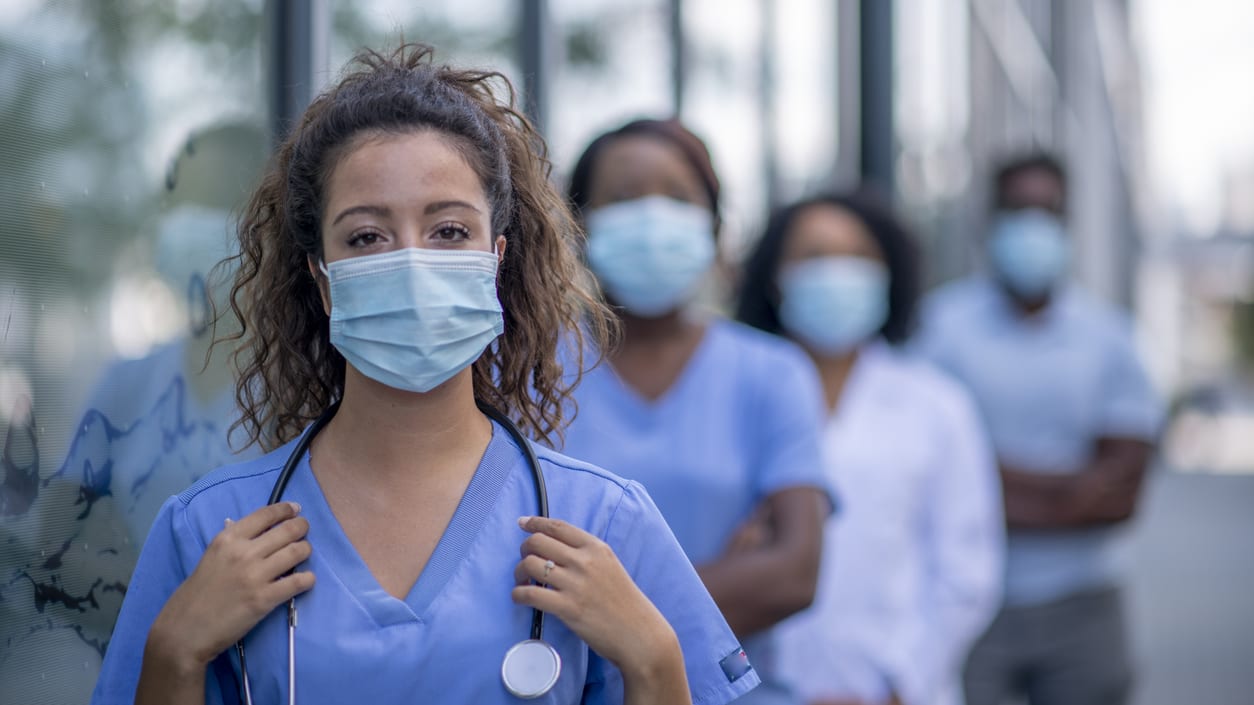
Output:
[683,0,765,256]
[330,0,519,90]
[773,0,839,202]
[548,0,674,172]
[0,2,267,701]
[894,0,974,283]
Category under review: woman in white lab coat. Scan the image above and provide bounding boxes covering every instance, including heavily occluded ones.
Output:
[735,193,1005,705]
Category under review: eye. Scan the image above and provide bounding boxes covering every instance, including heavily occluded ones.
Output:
[347,230,383,248]
[431,222,472,242]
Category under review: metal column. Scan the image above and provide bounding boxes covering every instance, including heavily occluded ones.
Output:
[519,0,550,136]
[267,0,327,143]
[759,0,779,208]
[833,0,864,189]
[858,0,894,197]
[669,0,686,116]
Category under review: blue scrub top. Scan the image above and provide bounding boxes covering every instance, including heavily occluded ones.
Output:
[915,277,1163,606]
[561,319,829,565]
[560,319,830,704]
[91,421,759,704]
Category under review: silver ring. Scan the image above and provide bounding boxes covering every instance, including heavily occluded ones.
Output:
[542,559,555,579]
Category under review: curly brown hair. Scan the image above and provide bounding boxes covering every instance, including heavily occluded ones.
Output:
[218,44,613,451]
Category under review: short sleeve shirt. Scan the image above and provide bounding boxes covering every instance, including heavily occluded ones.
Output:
[91,422,759,704]
[915,277,1163,604]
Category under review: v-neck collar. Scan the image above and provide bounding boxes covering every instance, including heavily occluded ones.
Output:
[829,340,882,422]
[291,420,519,628]
[600,319,722,414]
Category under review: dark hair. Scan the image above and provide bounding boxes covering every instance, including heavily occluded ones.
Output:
[735,192,920,345]
[993,151,1067,212]
[566,118,721,230]
[217,44,613,450]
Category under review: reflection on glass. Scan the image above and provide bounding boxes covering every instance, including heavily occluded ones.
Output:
[0,3,266,702]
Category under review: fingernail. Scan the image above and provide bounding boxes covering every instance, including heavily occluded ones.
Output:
[517,516,532,528]
[224,517,233,527]
[289,501,302,514]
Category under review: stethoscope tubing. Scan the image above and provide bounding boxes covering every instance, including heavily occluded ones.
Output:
[234,399,550,704]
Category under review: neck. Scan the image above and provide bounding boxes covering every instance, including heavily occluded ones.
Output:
[809,346,862,413]
[1009,288,1052,317]
[618,308,695,345]
[315,367,491,482]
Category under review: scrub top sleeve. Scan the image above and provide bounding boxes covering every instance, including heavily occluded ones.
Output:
[90,496,226,705]
[1098,323,1163,440]
[591,481,761,705]
[750,346,834,509]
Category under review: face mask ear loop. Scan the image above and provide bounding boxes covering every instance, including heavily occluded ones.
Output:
[493,236,506,267]
[315,259,334,316]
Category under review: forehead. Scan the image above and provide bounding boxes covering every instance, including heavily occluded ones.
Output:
[1001,166,1065,211]
[323,130,488,212]
[782,203,881,258]
[587,134,711,206]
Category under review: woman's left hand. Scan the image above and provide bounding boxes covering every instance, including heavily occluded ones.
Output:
[512,515,684,684]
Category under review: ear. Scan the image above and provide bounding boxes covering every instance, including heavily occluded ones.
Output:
[494,235,507,266]
[307,256,332,316]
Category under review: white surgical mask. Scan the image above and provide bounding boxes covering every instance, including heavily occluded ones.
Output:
[155,204,238,335]
[585,195,716,317]
[987,209,1070,299]
[778,256,890,355]
[320,247,504,393]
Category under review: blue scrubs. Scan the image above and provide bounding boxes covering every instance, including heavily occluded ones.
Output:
[560,319,830,704]
[91,421,759,704]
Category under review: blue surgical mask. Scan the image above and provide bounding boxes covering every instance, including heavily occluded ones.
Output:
[585,195,716,317]
[320,247,504,393]
[778,256,890,355]
[988,209,1070,299]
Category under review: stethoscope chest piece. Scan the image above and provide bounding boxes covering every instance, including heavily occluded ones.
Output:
[501,638,561,699]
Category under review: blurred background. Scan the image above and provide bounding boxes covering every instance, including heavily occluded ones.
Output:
[0,1,1251,703]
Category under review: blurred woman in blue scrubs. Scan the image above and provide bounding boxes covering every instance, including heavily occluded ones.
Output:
[91,46,759,705]
[736,193,1004,705]
[562,119,830,705]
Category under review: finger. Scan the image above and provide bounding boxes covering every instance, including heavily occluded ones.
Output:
[252,516,311,559]
[518,516,591,549]
[261,570,317,606]
[518,531,580,566]
[727,531,754,553]
[511,583,569,619]
[261,540,313,577]
[513,554,568,588]
[232,502,302,539]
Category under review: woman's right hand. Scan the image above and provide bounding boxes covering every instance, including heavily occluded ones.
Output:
[146,501,315,671]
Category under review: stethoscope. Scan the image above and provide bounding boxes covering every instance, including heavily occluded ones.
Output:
[234,400,561,703]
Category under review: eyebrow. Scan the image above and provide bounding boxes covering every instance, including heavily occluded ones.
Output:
[331,200,482,226]
[331,204,390,226]
[425,200,482,215]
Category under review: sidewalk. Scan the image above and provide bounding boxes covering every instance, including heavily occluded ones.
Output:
[1127,467,1254,705]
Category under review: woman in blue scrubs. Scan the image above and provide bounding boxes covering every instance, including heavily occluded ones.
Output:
[735,194,1004,705]
[561,119,830,705]
[91,46,757,705]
